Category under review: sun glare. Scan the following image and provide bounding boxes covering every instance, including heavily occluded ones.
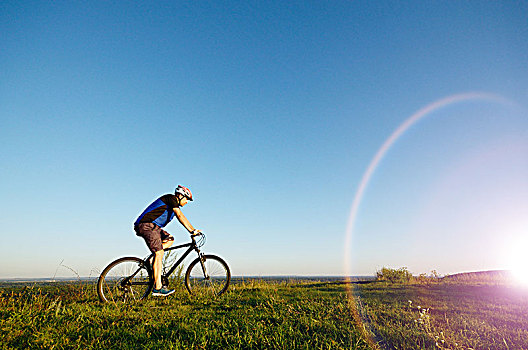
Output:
[508,236,528,287]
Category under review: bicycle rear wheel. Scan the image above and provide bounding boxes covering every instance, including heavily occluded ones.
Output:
[185,255,230,297]
[97,257,153,303]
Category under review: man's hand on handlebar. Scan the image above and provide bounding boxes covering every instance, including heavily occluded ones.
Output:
[191,229,202,236]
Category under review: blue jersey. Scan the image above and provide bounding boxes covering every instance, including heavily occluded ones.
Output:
[134,194,180,228]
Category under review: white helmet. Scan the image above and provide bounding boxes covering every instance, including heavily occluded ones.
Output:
[175,185,193,201]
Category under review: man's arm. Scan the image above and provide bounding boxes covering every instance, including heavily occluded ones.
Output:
[173,207,198,233]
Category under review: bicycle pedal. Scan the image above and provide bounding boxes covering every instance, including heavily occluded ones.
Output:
[161,275,170,287]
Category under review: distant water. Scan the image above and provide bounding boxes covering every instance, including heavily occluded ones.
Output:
[0,277,97,283]
[0,275,374,284]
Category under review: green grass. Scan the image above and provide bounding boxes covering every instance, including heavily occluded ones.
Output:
[3,279,527,349]
[354,281,528,350]
[0,280,370,350]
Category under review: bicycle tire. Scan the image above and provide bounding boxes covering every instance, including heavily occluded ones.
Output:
[185,255,230,297]
[97,257,153,303]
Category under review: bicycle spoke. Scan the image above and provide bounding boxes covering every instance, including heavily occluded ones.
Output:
[97,257,153,303]
[185,255,230,298]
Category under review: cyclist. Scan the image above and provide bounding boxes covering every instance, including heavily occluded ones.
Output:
[134,185,200,296]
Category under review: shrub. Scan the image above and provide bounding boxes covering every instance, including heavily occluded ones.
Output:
[376,267,413,283]
[415,270,441,284]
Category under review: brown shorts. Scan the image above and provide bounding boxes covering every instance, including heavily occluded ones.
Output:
[134,223,172,253]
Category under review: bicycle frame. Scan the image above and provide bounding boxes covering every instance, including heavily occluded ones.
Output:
[145,235,204,278]
[98,232,230,303]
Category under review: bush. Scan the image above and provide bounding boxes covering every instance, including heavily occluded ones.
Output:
[376,267,413,283]
[415,270,441,284]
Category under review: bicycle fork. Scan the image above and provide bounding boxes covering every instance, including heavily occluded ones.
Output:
[197,252,210,280]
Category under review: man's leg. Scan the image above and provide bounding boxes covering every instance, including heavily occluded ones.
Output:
[162,240,174,250]
[153,249,164,290]
[153,241,173,289]
[136,223,175,295]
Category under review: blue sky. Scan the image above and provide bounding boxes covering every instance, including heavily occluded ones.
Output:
[1,1,527,278]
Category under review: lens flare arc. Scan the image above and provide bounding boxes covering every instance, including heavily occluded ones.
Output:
[344,92,515,278]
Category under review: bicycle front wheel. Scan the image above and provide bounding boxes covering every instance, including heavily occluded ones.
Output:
[97,257,153,303]
[185,255,230,297]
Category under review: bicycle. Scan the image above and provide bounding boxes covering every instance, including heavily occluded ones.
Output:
[97,232,230,303]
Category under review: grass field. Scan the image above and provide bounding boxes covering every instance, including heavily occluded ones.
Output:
[354,281,528,350]
[1,278,527,349]
[0,279,369,350]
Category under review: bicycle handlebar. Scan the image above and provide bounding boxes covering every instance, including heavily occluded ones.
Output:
[191,231,204,238]
[191,231,206,248]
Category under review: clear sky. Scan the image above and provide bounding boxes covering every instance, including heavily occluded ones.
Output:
[1,1,527,278]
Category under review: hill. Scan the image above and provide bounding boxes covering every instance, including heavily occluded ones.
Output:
[442,269,514,283]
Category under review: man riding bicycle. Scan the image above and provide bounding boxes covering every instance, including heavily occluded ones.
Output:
[134,185,200,296]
